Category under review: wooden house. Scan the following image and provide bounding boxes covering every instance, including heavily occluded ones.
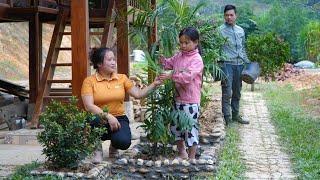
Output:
[0,0,157,128]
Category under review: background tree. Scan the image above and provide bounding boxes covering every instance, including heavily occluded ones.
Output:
[247,32,290,81]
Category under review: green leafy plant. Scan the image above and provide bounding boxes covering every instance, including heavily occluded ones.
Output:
[37,97,105,170]
[247,32,290,81]
[130,0,223,155]
[256,2,315,60]
[139,54,197,155]
[300,21,320,62]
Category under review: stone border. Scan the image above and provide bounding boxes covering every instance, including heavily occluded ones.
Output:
[30,130,225,179]
[30,97,225,179]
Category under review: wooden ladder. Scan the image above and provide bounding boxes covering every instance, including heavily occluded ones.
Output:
[30,1,115,127]
[30,7,70,127]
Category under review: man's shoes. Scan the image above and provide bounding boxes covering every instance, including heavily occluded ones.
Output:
[224,116,232,126]
[232,115,249,124]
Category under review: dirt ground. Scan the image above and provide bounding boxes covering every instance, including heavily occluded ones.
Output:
[277,69,320,118]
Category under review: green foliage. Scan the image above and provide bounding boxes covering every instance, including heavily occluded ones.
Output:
[37,97,105,170]
[247,32,290,80]
[10,161,63,180]
[139,54,196,149]
[263,84,320,179]
[256,3,310,60]
[236,3,259,37]
[300,21,320,62]
[215,125,246,179]
[190,18,225,82]
[130,0,223,149]
[10,161,41,179]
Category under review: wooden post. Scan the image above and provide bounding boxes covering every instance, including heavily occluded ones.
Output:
[115,0,129,99]
[71,0,90,106]
[101,0,115,48]
[29,12,41,103]
[148,0,157,83]
[251,82,255,92]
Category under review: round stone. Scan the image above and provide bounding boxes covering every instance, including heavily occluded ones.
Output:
[145,160,154,167]
[181,160,190,166]
[129,167,136,173]
[138,168,149,174]
[171,158,180,165]
[206,165,215,171]
[155,160,162,167]
[198,159,206,165]
[207,159,214,165]
[163,159,170,166]
[137,159,144,166]
[115,158,128,165]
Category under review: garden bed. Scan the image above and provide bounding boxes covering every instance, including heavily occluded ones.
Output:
[30,93,226,179]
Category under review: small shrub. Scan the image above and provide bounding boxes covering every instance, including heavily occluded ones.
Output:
[247,32,290,81]
[37,97,105,170]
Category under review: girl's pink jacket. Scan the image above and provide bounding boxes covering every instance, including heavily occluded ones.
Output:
[162,49,204,104]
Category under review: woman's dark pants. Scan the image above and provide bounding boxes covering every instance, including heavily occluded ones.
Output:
[89,115,131,150]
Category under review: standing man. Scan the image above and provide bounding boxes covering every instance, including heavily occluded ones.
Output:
[218,4,250,125]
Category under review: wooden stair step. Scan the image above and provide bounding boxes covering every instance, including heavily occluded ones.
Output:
[61,32,71,35]
[55,47,72,51]
[90,32,104,35]
[89,18,109,22]
[47,79,72,83]
[51,63,72,66]
[49,91,72,96]
[51,88,72,92]
[61,32,104,36]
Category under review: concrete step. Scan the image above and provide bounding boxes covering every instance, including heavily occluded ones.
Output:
[4,129,43,146]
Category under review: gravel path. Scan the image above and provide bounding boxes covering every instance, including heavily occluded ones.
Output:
[238,91,296,179]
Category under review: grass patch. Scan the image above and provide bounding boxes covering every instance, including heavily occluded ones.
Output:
[262,83,320,179]
[9,161,62,180]
[215,124,246,179]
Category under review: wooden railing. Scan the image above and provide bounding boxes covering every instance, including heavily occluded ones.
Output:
[0,0,153,10]
[0,0,70,8]
[0,0,10,7]
[128,0,151,10]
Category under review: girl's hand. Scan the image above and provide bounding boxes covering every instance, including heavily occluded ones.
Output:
[107,114,121,132]
[159,55,165,65]
[153,77,163,87]
[158,71,172,80]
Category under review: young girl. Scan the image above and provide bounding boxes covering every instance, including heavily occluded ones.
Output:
[159,27,203,159]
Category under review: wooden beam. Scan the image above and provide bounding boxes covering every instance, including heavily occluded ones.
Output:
[71,0,89,106]
[29,12,41,103]
[115,0,129,75]
[115,0,129,100]
[148,0,157,83]
[101,0,115,47]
